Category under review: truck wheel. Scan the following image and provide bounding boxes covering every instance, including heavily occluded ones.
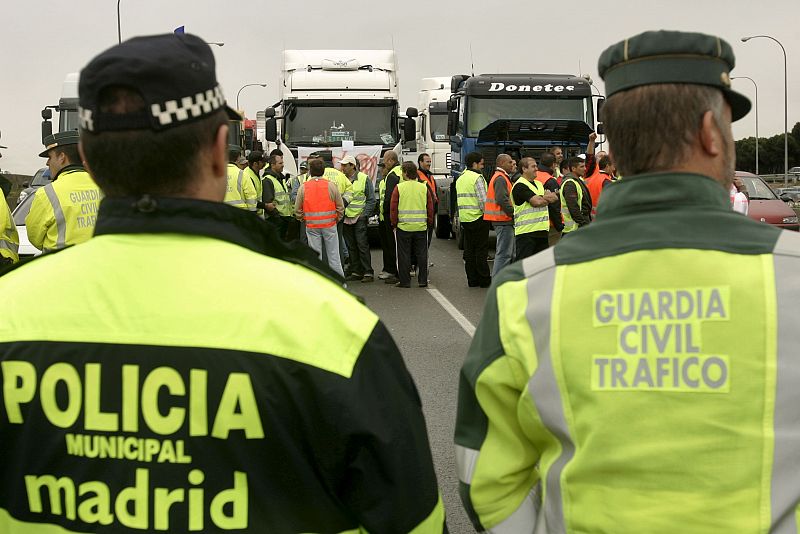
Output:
[435,214,451,239]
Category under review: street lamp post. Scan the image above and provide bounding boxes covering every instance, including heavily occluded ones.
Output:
[732,76,759,175]
[236,83,268,113]
[117,0,122,43]
[742,35,788,184]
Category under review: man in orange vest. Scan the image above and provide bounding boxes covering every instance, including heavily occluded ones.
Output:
[536,152,565,246]
[417,153,438,247]
[586,156,617,218]
[294,158,345,277]
[485,153,516,275]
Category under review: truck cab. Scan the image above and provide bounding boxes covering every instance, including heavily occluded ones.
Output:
[446,74,601,244]
[265,50,401,165]
[41,73,80,142]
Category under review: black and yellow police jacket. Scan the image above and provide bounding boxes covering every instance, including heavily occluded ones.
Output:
[0,196,444,533]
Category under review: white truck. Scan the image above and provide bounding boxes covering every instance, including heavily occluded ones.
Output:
[414,77,453,237]
[263,50,415,174]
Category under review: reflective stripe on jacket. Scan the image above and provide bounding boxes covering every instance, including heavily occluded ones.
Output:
[513,178,549,236]
[25,168,101,252]
[485,170,513,222]
[586,173,613,218]
[417,170,438,204]
[303,179,338,228]
[456,169,484,224]
[397,180,428,232]
[224,164,258,211]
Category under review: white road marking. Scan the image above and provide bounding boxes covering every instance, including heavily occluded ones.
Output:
[426,286,476,337]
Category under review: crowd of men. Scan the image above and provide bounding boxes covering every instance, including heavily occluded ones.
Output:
[4,27,800,534]
[454,131,618,287]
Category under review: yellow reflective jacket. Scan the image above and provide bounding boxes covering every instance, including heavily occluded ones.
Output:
[224,164,257,211]
[25,166,101,252]
[457,172,800,533]
[0,193,19,263]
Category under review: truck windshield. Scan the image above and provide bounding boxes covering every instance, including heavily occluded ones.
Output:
[285,103,398,146]
[59,110,80,132]
[466,97,591,137]
[430,113,449,143]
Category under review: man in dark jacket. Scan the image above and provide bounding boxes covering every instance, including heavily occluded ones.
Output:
[560,156,592,231]
[537,152,565,245]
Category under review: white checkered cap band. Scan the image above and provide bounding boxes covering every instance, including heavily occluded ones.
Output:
[151,85,225,126]
[78,85,226,132]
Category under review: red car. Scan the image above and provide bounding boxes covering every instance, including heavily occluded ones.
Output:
[736,171,800,231]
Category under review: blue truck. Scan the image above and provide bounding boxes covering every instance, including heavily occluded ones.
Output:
[441,74,603,244]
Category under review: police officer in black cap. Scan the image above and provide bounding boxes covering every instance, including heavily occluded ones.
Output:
[457,30,800,532]
[0,33,444,533]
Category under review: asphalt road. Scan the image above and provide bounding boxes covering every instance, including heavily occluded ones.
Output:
[349,236,491,534]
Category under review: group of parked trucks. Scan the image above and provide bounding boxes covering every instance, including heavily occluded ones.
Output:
[38,50,605,239]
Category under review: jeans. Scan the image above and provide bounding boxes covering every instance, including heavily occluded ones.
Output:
[343,217,374,276]
[306,225,344,277]
[492,223,514,276]
[396,229,428,286]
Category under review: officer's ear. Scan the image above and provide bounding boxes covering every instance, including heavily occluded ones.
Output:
[78,141,93,177]
[698,109,724,158]
[212,123,228,179]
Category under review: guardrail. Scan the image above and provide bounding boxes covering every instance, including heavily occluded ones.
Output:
[762,174,800,184]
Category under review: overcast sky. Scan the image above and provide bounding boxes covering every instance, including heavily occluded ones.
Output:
[1,0,798,174]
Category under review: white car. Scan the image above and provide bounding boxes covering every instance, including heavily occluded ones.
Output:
[11,193,42,258]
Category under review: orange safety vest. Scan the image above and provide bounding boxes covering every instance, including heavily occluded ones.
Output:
[303,179,337,228]
[585,173,613,218]
[484,170,513,222]
[417,170,438,203]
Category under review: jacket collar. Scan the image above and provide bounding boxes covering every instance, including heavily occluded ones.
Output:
[93,196,343,282]
[54,164,86,180]
[596,172,730,219]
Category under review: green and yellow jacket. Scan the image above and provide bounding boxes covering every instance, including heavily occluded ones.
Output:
[456,172,800,533]
[0,196,444,534]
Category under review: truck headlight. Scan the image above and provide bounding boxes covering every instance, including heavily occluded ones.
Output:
[782,216,799,224]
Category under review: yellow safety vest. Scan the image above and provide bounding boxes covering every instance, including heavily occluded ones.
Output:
[345,172,369,218]
[244,167,263,217]
[396,180,428,232]
[264,173,293,217]
[513,178,549,236]
[379,166,402,222]
[323,168,353,205]
[25,168,101,252]
[0,193,19,262]
[224,163,258,212]
[456,169,484,223]
[559,176,584,234]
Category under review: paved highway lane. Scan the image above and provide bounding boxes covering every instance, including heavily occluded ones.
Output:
[349,236,492,533]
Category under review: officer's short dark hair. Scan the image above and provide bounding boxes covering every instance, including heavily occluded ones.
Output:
[308,158,325,177]
[402,161,418,179]
[54,145,81,166]
[268,153,283,165]
[80,86,227,197]
[228,147,241,164]
[599,156,612,170]
[568,156,583,170]
[465,151,483,169]
[540,152,555,168]
[418,153,430,164]
[519,157,536,171]
[247,150,264,165]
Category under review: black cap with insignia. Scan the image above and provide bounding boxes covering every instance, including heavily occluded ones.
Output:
[598,30,751,121]
[39,130,80,158]
[77,33,241,133]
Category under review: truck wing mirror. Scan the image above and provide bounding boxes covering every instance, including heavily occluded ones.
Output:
[265,118,278,142]
[263,107,276,119]
[405,107,418,118]
[41,108,53,120]
[447,111,458,137]
[41,121,53,144]
[403,117,416,142]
